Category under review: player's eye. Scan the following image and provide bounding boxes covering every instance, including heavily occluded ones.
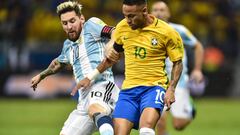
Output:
[128,14,135,18]
[129,14,136,18]
[62,21,67,25]
[70,18,76,23]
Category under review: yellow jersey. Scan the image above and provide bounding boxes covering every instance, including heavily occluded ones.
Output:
[114,16,184,90]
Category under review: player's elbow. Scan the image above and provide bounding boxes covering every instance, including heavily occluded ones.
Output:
[173,124,185,131]
[195,41,204,53]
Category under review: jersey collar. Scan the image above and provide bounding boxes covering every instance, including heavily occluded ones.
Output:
[142,15,158,30]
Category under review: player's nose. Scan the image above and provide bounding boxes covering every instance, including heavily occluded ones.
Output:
[67,23,73,30]
[126,18,132,25]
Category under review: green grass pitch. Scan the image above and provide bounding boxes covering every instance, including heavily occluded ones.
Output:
[0,98,239,135]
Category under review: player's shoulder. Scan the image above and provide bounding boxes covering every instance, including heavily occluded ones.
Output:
[85,17,106,27]
[63,39,72,45]
[116,19,128,27]
[169,22,188,33]
[115,19,131,33]
[62,39,72,50]
[154,19,177,35]
[116,19,130,29]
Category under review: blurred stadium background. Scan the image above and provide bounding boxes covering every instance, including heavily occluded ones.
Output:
[0,0,240,135]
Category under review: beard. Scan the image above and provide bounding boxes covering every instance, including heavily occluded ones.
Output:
[68,31,80,42]
[130,16,146,30]
[129,24,138,30]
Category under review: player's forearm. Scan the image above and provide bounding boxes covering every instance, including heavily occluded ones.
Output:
[110,29,115,39]
[194,41,204,70]
[169,60,183,91]
[86,58,114,81]
[97,58,115,73]
[39,59,63,79]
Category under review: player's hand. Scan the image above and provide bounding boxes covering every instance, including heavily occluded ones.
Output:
[190,69,203,83]
[71,77,91,96]
[164,87,175,111]
[31,74,42,91]
[105,44,120,63]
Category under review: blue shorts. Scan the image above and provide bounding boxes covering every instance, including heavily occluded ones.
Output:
[113,85,165,129]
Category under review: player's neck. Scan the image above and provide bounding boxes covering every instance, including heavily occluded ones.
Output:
[145,14,154,27]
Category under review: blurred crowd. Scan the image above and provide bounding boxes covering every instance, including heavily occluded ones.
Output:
[0,0,239,97]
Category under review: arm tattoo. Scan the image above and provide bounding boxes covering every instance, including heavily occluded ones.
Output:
[40,59,65,79]
[169,60,183,89]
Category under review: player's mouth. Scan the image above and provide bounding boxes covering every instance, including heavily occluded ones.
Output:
[129,24,137,30]
[68,31,77,38]
[68,31,76,35]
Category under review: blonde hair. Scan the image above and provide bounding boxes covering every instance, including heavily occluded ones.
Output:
[56,1,82,17]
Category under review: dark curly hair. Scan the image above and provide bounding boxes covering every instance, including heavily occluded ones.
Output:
[123,0,147,5]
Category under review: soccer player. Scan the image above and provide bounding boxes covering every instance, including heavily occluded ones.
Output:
[151,1,204,135]
[71,0,184,134]
[30,1,119,135]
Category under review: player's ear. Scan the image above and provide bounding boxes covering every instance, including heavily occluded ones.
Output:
[142,6,148,16]
[80,15,85,23]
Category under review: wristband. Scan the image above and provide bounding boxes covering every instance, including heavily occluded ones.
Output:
[87,69,100,81]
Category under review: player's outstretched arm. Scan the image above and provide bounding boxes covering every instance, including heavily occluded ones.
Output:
[191,41,204,82]
[31,58,66,91]
[70,40,122,96]
[164,59,183,110]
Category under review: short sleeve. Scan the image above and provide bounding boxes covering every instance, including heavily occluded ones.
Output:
[57,40,70,64]
[166,30,184,62]
[113,22,123,45]
[84,17,106,39]
[178,26,197,47]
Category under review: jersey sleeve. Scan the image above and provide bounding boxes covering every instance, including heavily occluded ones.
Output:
[84,17,114,39]
[166,30,184,62]
[112,21,124,52]
[113,21,124,45]
[57,40,70,64]
[179,26,197,47]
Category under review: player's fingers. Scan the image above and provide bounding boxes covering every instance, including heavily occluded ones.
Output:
[165,106,170,111]
[170,98,175,104]
[112,49,119,55]
[167,100,171,108]
[70,87,78,96]
[31,80,35,84]
[31,82,35,88]
[173,99,175,103]
[109,52,118,59]
[80,86,87,91]
[32,85,37,91]
[107,51,119,61]
[108,57,118,63]
[164,97,167,105]
[71,83,82,96]
[165,100,171,111]
[84,83,90,89]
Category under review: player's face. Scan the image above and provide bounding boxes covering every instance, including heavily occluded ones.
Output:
[151,2,170,22]
[122,4,147,30]
[60,11,84,42]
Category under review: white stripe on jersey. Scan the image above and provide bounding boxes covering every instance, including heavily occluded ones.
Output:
[78,30,93,79]
[98,41,104,60]
[69,47,74,65]
[98,41,110,80]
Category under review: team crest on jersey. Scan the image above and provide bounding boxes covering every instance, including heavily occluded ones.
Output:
[151,38,158,46]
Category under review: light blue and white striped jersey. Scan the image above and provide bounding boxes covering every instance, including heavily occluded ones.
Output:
[57,17,114,83]
[166,23,197,88]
